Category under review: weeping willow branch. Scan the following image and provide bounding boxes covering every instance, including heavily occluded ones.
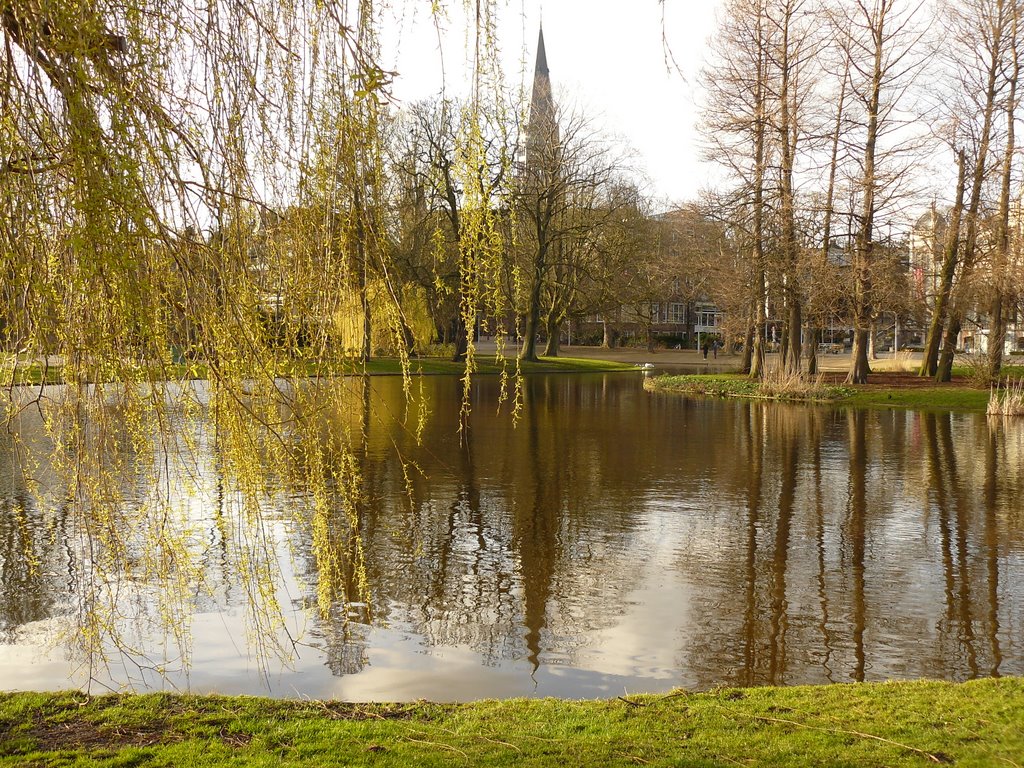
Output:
[0,0,508,687]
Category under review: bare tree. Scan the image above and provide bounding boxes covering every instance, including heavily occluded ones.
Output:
[924,0,1020,381]
[767,0,820,372]
[702,0,776,377]
[987,2,1021,376]
[513,106,632,362]
[832,0,929,384]
[917,0,1019,382]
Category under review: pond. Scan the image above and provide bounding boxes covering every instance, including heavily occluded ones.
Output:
[0,373,1022,700]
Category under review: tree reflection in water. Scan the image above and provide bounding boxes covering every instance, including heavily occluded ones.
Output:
[0,375,1022,698]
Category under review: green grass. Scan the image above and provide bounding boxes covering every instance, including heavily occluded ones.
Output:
[1,679,1021,766]
[646,373,852,404]
[950,363,1024,379]
[648,373,993,412]
[344,355,638,376]
[840,387,989,411]
[647,373,763,399]
[0,355,636,387]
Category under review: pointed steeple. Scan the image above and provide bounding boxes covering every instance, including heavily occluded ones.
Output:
[535,25,549,77]
[525,24,558,172]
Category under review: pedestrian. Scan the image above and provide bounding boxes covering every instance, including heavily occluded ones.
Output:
[712,339,718,359]
[701,338,709,360]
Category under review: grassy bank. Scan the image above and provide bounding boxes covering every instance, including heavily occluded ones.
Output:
[2,355,636,386]
[646,373,993,412]
[1,679,1021,766]
[343,355,638,376]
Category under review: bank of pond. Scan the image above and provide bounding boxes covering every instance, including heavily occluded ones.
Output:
[1,679,1021,766]
[645,370,1024,412]
[1,354,637,386]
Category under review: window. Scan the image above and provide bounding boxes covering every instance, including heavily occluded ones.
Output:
[650,303,660,322]
[668,303,686,323]
[696,310,720,328]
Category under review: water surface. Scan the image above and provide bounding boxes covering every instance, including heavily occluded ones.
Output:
[0,373,1021,699]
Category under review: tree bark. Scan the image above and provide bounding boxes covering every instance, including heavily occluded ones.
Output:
[602,319,616,348]
[740,321,754,375]
[777,1,802,373]
[452,316,469,361]
[750,278,767,379]
[989,3,1019,377]
[354,186,372,362]
[749,18,769,381]
[920,150,966,377]
[849,328,871,384]
[845,2,885,385]
[936,313,961,382]
[805,326,819,375]
[933,2,1006,382]
[521,246,546,362]
[543,314,561,357]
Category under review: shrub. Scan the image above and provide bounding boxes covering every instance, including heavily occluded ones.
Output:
[425,343,455,359]
[962,353,996,387]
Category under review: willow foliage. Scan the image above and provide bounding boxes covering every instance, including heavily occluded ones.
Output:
[0,0,508,687]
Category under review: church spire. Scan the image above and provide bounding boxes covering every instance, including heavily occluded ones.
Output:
[535,25,549,77]
[526,23,557,170]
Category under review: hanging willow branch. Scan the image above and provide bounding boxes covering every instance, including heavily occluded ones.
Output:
[0,0,506,687]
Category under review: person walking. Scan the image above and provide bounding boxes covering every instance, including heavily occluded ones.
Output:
[701,338,709,360]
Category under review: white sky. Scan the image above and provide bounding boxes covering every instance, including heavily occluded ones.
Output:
[382,1,724,206]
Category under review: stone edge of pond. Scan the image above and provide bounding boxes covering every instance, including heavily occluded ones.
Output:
[0,678,1021,766]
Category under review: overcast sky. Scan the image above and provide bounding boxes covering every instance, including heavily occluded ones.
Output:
[382,1,724,206]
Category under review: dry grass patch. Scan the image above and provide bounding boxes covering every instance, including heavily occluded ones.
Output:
[988,377,1024,417]
[759,366,832,400]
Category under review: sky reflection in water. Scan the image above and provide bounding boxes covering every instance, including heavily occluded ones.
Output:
[0,373,1021,700]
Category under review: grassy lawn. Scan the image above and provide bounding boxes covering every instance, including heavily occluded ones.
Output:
[647,373,994,412]
[345,355,638,376]
[0,679,1021,766]
[0,355,636,386]
[840,387,989,411]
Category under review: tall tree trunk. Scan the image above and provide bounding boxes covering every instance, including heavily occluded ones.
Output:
[849,329,871,384]
[602,319,616,349]
[810,62,846,382]
[935,2,1005,382]
[543,314,561,357]
[780,317,789,369]
[920,150,966,376]
[806,326,819,375]
[749,7,769,380]
[521,253,546,362]
[989,294,1007,373]
[452,316,469,361]
[989,5,1019,377]
[740,321,754,375]
[355,187,372,362]
[936,313,961,382]
[750,278,768,379]
[777,2,802,373]
[846,2,886,385]
[787,302,802,370]
[452,243,474,362]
